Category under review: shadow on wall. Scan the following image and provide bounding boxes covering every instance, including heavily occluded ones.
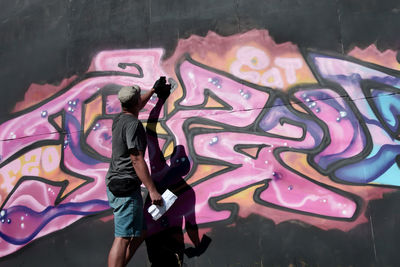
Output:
[144,96,211,266]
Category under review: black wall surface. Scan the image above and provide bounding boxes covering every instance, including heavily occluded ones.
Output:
[1,0,400,266]
[1,0,400,122]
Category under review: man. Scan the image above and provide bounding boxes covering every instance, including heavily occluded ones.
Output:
[106,80,167,267]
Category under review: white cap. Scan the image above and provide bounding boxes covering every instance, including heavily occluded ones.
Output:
[118,85,141,104]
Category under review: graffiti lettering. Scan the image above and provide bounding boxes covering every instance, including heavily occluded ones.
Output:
[0,31,398,257]
[230,45,303,88]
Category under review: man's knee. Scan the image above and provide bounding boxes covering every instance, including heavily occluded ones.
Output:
[114,236,131,246]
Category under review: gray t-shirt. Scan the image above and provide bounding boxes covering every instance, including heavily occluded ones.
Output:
[105,113,147,186]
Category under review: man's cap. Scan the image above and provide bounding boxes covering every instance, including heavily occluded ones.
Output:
[118,85,140,104]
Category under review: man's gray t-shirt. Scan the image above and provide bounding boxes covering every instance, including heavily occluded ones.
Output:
[105,113,147,185]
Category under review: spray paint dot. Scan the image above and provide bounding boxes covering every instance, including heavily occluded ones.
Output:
[350,73,361,81]
[288,185,293,191]
[339,111,347,118]
[0,210,5,217]
[93,122,101,131]
[21,223,25,229]
[1,219,4,223]
[21,216,24,221]
[41,110,48,118]
[209,77,221,87]
[308,102,316,108]
[315,107,321,113]
[322,199,327,203]
[342,210,347,215]
[284,142,288,146]
[336,117,341,122]
[305,98,311,102]
[48,188,51,191]
[72,101,77,106]
[302,93,307,98]
[7,218,11,224]
[264,160,268,164]
[243,93,251,99]
[209,136,219,145]
[68,100,72,105]
[272,172,282,180]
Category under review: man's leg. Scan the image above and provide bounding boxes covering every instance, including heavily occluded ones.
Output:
[124,231,146,265]
[108,237,130,267]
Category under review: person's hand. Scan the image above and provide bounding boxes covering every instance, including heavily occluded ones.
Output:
[149,190,163,206]
[153,76,171,100]
[153,76,166,92]
[157,83,171,100]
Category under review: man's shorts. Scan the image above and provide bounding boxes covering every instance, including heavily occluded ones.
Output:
[106,187,145,237]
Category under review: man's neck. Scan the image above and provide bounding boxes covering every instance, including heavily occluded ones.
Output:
[122,109,138,118]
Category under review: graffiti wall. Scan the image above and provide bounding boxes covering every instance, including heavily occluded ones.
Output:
[1,1,400,266]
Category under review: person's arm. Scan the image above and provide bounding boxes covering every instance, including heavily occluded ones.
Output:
[140,76,171,110]
[139,87,156,110]
[130,149,162,205]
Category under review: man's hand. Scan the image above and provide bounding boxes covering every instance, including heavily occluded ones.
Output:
[157,83,171,100]
[149,190,163,206]
[153,76,171,100]
[153,76,166,92]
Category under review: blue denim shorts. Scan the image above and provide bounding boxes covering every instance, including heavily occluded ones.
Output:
[106,187,145,237]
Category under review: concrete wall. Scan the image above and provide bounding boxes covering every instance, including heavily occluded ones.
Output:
[1,0,400,266]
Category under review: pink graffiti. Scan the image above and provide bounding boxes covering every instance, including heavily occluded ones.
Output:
[293,88,367,170]
[164,58,357,223]
[309,53,400,186]
[0,49,167,256]
[192,132,355,222]
[0,30,398,258]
